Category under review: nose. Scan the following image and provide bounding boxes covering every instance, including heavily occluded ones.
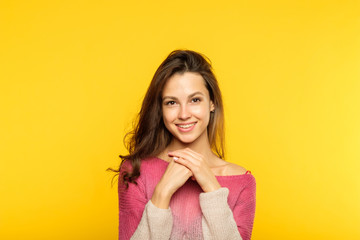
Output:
[178,104,191,120]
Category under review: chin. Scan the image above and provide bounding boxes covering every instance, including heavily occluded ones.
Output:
[174,133,203,145]
[175,136,196,144]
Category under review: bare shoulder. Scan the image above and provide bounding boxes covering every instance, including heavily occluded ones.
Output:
[211,156,248,176]
[225,162,248,175]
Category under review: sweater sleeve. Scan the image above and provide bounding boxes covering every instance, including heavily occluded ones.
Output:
[130,200,173,240]
[200,176,256,240]
[118,161,173,240]
[200,188,242,240]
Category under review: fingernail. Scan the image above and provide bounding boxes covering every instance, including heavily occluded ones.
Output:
[173,157,179,160]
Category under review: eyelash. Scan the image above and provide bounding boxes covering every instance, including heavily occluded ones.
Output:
[165,101,176,105]
[164,98,201,105]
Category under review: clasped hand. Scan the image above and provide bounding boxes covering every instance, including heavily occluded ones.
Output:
[151,148,221,209]
[167,148,221,193]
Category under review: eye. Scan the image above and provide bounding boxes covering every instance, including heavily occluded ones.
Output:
[191,98,201,103]
[165,100,176,105]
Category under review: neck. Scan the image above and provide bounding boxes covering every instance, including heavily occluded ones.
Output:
[164,134,216,164]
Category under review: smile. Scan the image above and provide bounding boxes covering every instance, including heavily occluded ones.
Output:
[176,122,196,132]
[177,123,196,128]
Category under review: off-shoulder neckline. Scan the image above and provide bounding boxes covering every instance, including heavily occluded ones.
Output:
[146,157,253,178]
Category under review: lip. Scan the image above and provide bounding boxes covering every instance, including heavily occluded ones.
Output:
[175,122,197,132]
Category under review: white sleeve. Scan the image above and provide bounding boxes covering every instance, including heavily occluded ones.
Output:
[200,187,242,240]
[130,200,173,240]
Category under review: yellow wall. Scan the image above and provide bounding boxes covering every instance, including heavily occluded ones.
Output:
[1,0,359,239]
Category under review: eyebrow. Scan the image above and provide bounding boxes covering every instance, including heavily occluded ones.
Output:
[162,91,205,101]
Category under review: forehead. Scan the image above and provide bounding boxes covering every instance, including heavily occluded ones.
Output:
[162,72,209,97]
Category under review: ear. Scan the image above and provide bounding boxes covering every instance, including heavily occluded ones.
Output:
[210,101,215,112]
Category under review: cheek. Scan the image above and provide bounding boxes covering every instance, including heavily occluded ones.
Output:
[162,108,177,123]
[192,105,210,119]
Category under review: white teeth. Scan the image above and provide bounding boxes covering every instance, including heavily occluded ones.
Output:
[177,123,195,128]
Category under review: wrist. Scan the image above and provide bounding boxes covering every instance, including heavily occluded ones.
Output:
[203,181,221,193]
[151,184,173,209]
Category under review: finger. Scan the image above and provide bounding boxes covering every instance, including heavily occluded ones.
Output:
[172,158,193,173]
[172,155,200,174]
[168,150,200,165]
[179,152,203,168]
[167,160,193,179]
[182,148,202,161]
[183,148,203,159]
[172,156,179,161]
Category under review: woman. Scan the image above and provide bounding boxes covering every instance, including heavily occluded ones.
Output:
[113,50,256,240]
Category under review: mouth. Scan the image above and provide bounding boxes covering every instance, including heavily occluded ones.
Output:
[176,122,197,132]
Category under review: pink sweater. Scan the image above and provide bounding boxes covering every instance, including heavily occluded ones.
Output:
[118,157,256,240]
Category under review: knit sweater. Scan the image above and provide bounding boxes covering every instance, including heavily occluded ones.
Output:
[118,157,256,240]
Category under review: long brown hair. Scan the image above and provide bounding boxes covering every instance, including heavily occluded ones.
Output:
[108,49,225,187]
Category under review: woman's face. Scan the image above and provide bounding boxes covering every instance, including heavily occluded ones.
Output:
[162,72,215,145]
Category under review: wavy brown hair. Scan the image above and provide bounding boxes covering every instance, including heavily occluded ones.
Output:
[108,49,225,187]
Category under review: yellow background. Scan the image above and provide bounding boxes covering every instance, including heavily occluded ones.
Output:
[1,0,359,239]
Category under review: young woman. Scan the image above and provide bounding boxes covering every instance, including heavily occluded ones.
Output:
[113,50,256,240]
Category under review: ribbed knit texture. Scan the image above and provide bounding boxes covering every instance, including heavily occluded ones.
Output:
[118,157,256,240]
